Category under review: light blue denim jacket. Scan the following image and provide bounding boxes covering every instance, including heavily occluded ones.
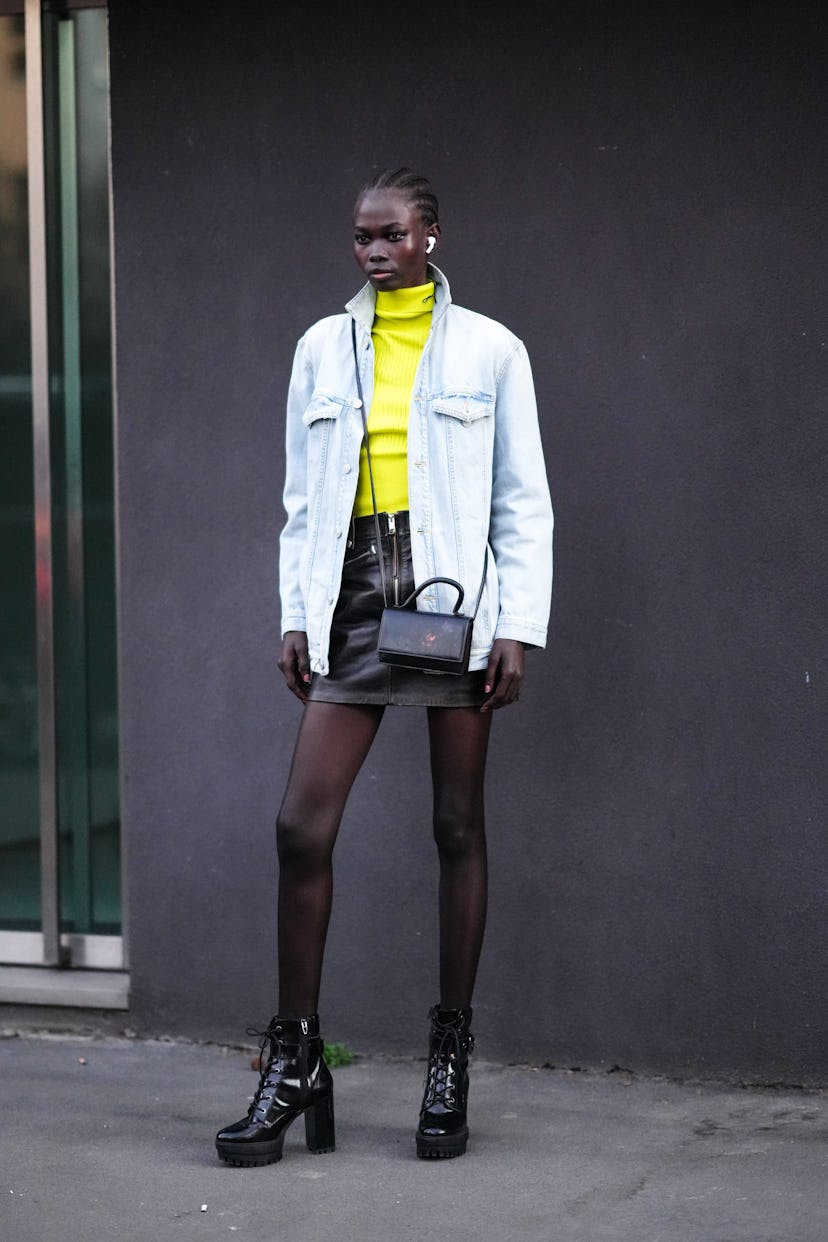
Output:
[279,265,554,675]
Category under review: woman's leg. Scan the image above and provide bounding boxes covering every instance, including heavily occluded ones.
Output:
[276,700,384,1016]
[426,706,493,1010]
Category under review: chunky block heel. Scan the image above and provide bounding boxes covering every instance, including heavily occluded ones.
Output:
[216,1014,335,1166]
[305,1089,336,1153]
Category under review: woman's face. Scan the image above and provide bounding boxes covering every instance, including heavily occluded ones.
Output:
[353,188,439,291]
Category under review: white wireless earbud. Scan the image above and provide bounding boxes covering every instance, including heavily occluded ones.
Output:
[426,237,436,254]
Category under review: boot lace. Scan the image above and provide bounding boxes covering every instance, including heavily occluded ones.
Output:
[245,1020,286,1119]
[422,1015,474,1111]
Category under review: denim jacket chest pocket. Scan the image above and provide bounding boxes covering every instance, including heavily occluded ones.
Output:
[302,389,350,427]
[430,389,495,426]
[428,390,496,517]
[302,390,352,492]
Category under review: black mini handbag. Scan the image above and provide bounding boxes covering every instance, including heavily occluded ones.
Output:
[377,576,479,675]
[351,321,487,675]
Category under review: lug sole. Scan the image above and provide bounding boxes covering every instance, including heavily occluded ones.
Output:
[416,1127,469,1159]
[216,1121,336,1166]
[216,1141,285,1167]
[216,1139,335,1165]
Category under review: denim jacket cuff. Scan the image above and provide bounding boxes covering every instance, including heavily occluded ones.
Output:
[281,613,307,637]
[493,617,548,648]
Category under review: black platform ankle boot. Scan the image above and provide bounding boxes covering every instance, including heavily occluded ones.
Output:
[416,1004,474,1159]
[215,1014,335,1166]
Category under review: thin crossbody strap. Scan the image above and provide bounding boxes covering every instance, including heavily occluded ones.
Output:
[350,317,487,619]
[351,318,389,607]
[471,546,488,619]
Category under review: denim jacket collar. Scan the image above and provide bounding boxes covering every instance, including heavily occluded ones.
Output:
[345,263,451,334]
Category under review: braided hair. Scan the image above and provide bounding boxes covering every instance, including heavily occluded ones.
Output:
[358,167,439,227]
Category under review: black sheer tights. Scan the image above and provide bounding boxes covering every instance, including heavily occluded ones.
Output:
[427,706,491,1010]
[276,703,384,1017]
[275,701,492,1017]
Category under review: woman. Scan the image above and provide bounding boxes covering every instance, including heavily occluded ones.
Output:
[216,168,553,1165]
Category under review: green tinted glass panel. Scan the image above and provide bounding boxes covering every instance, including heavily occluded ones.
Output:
[0,14,41,930]
[44,9,119,934]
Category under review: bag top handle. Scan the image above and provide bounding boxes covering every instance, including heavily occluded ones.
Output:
[399,575,465,614]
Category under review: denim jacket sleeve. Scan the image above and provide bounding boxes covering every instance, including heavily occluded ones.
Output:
[279,332,315,635]
[489,340,553,647]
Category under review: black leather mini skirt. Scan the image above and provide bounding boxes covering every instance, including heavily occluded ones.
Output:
[307,511,487,708]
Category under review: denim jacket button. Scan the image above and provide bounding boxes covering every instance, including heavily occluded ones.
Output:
[354,398,363,409]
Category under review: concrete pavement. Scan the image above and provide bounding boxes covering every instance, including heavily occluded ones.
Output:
[1,1031,826,1242]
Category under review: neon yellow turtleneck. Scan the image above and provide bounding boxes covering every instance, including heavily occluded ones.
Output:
[353,281,434,518]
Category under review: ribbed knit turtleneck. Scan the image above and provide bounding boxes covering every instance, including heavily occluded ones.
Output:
[353,281,435,518]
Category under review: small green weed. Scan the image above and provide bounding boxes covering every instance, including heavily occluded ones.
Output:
[324,1041,356,1068]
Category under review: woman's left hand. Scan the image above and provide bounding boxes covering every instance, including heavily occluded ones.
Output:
[480,639,525,712]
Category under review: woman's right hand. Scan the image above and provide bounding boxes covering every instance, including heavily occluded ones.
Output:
[278,630,312,700]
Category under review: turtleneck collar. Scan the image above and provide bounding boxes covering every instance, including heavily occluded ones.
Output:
[374,281,435,319]
[347,263,451,335]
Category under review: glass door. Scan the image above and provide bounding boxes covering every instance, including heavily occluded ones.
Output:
[0,9,40,937]
[0,1,121,975]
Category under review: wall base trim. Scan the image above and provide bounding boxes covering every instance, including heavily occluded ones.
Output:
[0,966,129,1010]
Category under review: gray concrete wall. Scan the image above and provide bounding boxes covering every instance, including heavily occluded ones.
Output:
[109,2,828,1080]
